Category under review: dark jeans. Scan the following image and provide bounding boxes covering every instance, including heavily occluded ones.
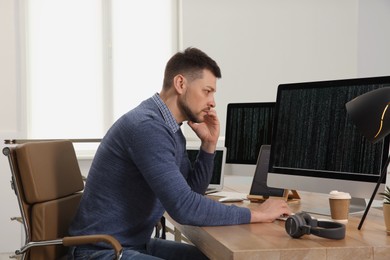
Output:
[68,238,208,260]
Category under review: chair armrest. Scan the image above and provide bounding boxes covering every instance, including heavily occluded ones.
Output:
[63,234,123,259]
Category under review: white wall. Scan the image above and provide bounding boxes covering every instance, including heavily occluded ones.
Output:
[1,0,390,253]
[181,0,362,137]
[358,0,390,77]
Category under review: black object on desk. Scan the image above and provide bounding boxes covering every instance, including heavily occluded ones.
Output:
[248,145,285,199]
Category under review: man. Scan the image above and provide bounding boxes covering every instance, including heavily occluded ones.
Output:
[68,47,291,259]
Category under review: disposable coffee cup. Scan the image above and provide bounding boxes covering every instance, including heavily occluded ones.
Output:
[329,190,351,224]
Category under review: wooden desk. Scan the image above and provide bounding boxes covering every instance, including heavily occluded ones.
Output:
[170,177,390,260]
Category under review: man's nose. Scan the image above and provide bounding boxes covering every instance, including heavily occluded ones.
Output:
[209,96,216,108]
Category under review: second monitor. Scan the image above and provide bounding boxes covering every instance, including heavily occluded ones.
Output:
[225,102,275,165]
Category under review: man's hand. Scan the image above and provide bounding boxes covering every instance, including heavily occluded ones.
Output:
[249,199,292,223]
[188,108,220,153]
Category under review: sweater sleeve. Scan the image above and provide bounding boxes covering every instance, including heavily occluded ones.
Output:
[185,149,215,194]
[128,121,251,226]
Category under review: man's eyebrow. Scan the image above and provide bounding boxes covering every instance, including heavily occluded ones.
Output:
[206,85,216,92]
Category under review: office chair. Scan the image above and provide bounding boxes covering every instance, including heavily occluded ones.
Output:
[3,140,123,260]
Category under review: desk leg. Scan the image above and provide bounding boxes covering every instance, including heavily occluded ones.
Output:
[174,227,182,242]
[164,225,183,242]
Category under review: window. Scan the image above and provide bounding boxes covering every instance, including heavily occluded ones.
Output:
[24,0,177,139]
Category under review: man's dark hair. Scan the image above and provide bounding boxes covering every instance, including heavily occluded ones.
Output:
[162,47,221,89]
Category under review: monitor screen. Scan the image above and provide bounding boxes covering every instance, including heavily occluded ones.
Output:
[225,102,275,165]
[267,76,390,211]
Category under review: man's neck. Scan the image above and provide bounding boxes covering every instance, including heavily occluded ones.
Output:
[159,90,184,124]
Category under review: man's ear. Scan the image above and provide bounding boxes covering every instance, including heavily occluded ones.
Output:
[173,74,186,94]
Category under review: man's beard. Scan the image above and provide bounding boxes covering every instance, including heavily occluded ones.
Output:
[178,96,203,123]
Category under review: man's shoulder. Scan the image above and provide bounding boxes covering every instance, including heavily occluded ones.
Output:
[122,107,163,129]
[117,98,161,124]
[109,107,168,140]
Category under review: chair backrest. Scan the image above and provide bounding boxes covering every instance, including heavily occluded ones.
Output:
[6,140,84,259]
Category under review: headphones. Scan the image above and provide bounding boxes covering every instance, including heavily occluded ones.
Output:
[285,212,345,240]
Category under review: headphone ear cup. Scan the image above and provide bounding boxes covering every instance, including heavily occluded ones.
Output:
[300,212,313,226]
[285,214,307,238]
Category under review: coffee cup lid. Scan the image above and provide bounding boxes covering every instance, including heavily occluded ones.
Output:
[329,190,351,199]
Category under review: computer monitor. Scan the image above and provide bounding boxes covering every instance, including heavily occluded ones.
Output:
[267,76,390,215]
[224,102,275,175]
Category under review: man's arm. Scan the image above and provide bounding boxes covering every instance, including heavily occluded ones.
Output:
[186,149,215,194]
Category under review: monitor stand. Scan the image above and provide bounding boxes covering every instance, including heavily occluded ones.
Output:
[303,197,367,216]
[284,189,301,203]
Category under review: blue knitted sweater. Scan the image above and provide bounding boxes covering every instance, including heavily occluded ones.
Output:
[69,94,251,247]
